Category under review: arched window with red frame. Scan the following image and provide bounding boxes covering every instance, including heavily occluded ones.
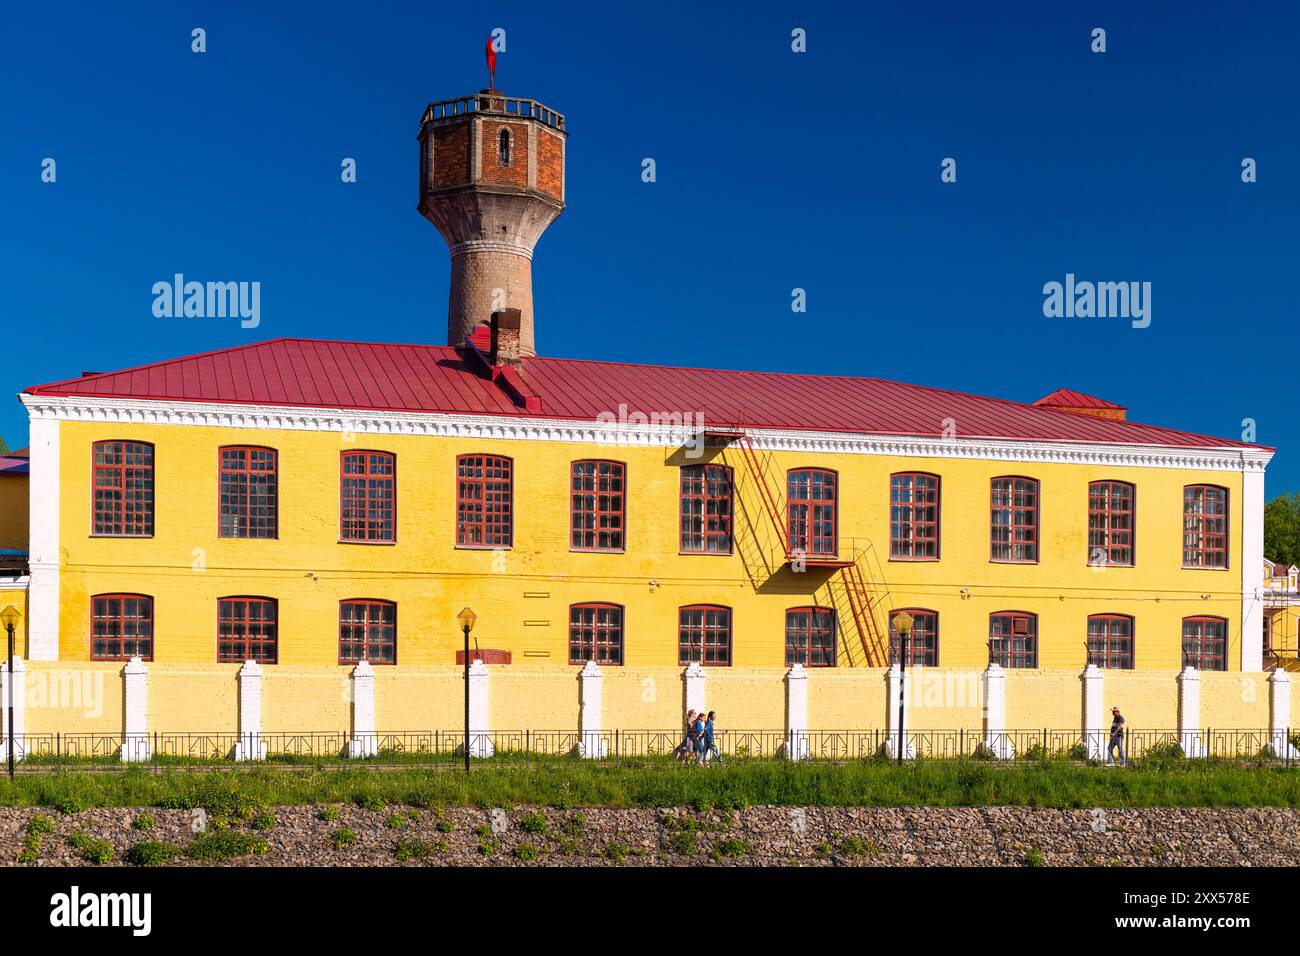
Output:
[92,440,154,537]
[568,603,624,665]
[1183,485,1228,569]
[785,606,837,667]
[787,468,837,557]
[340,451,396,543]
[219,446,278,539]
[339,599,397,665]
[1182,616,1228,671]
[217,596,278,664]
[570,460,625,552]
[890,608,939,666]
[456,454,512,547]
[890,473,940,559]
[678,605,732,666]
[991,477,1039,563]
[680,464,732,554]
[91,593,153,661]
[1088,481,1134,567]
[989,611,1037,668]
[1087,614,1134,669]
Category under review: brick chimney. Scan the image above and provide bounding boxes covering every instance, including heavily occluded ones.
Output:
[417,89,566,357]
[490,308,523,366]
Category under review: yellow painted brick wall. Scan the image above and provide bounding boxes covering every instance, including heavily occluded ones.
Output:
[492,667,580,729]
[1201,671,1269,728]
[704,669,786,729]
[373,668,463,729]
[0,474,27,552]
[908,667,986,729]
[1005,670,1083,729]
[0,585,27,658]
[261,667,350,733]
[1099,670,1180,730]
[148,664,237,731]
[600,666,683,729]
[807,670,889,729]
[22,660,122,736]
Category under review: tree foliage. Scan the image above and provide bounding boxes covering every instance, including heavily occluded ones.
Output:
[1265,493,1300,567]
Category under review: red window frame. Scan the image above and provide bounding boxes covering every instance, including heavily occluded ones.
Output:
[218,446,278,539]
[785,606,837,667]
[890,608,939,667]
[989,611,1038,668]
[90,593,154,661]
[1183,485,1228,569]
[456,454,513,548]
[568,603,624,665]
[217,597,278,664]
[91,440,154,537]
[1182,616,1228,671]
[570,460,626,552]
[1088,481,1134,567]
[338,599,397,665]
[340,451,396,543]
[890,473,940,560]
[990,477,1039,563]
[787,468,837,557]
[1086,614,1134,669]
[679,464,733,554]
[678,605,732,666]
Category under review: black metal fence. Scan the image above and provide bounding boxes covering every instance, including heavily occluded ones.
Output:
[1,727,1295,772]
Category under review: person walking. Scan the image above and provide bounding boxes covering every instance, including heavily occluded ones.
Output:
[693,712,707,766]
[1107,706,1126,766]
[702,711,723,766]
[675,710,697,762]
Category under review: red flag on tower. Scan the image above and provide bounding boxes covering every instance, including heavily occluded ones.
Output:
[485,36,497,88]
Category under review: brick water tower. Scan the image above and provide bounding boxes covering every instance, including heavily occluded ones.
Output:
[418,90,566,357]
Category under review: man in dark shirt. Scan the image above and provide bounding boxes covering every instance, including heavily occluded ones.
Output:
[1107,707,1126,766]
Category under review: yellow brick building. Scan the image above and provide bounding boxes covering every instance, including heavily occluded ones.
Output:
[2,87,1283,751]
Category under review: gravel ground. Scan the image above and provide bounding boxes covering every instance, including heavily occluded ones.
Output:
[3,805,1298,867]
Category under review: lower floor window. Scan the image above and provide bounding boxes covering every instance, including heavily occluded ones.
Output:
[890,609,938,666]
[1087,615,1134,669]
[1182,616,1227,671]
[339,600,396,664]
[218,597,278,664]
[989,612,1037,668]
[569,603,624,665]
[91,594,153,661]
[785,607,837,667]
[679,605,732,666]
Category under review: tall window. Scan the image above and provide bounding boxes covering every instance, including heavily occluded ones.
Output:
[91,594,153,661]
[1182,616,1228,671]
[1088,481,1134,567]
[890,473,940,559]
[498,128,511,165]
[1183,485,1228,569]
[678,605,732,666]
[788,468,837,556]
[570,460,625,551]
[1087,614,1134,669]
[680,464,732,554]
[890,608,939,667]
[219,446,278,539]
[339,600,396,665]
[568,603,624,665]
[989,611,1037,668]
[217,597,278,664]
[785,607,837,667]
[92,441,154,536]
[991,477,1039,563]
[456,454,512,547]
[340,451,396,543]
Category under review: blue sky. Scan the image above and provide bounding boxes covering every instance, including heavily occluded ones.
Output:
[3,2,1296,492]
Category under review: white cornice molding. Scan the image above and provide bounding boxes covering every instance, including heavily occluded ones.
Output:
[19,393,1273,473]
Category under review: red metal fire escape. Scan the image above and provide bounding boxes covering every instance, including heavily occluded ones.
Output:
[705,429,892,668]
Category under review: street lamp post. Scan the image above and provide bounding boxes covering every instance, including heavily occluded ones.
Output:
[893,610,913,765]
[1,606,20,782]
[457,607,477,775]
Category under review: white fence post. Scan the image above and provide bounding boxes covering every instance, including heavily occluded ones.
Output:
[1178,665,1205,757]
[578,659,606,758]
[782,663,809,760]
[467,659,494,757]
[982,663,1013,759]
[348,660,377,758]
[234,659,266,761]
[0,657,25,762]
[1268,668,1298,758]
[1081,663,1105,760]
[885,663,915,759]
[121,656,151,762]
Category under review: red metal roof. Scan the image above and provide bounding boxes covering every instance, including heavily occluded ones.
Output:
[23,338,1265,450]
[1033,388,1126,411]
